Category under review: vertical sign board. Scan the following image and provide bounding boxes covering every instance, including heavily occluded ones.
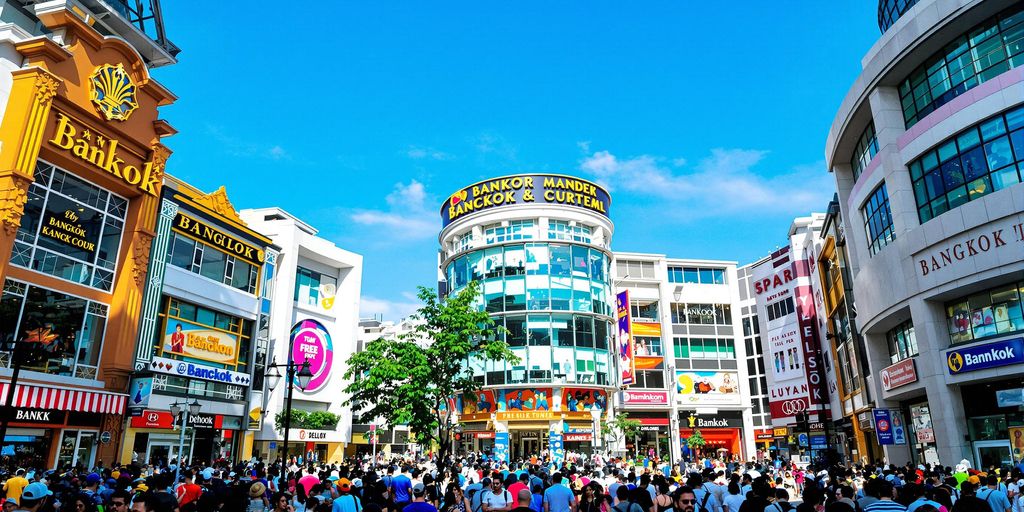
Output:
[548,430,564,467]
[493,432,509,462]
[873,409,894,445]
[794,280,827,413]
[617,290,636,387]
[892,410,907,445]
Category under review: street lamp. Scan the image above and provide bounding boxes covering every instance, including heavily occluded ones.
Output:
[170,399,202,484]
[590,405,602,457]
[265,357,313,491]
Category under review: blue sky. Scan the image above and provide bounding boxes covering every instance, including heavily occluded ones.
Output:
[154,2,879,321]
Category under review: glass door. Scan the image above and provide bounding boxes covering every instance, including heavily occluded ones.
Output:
[55,430,98,469]
[974,440,1012,468]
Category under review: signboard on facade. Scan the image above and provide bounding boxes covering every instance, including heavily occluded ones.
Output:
[755,429,774,441]
[287,428,345,443]
[149,356,251,387]
[621,390,668,405]
[290,319,334,393]
[493,432,508,462]
[440,175,611,227]
[681,412,743,428]
[873,409,894,445]
[127,377,153,409]
[880,359,918,390]
[617,290,636,387]
[172,213,265,265]
[675,371,741,405]
[946,338,1024,375]
[474,431,495,439]
[130,410,222,430]
[564,433,592,441]
[162,318,238,364]
[892,410,907,445]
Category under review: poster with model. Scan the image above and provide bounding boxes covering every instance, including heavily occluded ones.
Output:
[617,290,636,386]
[675,371,742,405]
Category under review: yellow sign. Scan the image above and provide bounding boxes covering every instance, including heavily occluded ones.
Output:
[497,411,561,421]
[47,112,160,196]
[163,318,238,365]
[40,210,96,254]
[173,213,265,265]
[440,174,611,227]
[773,427,788,437]
[89,63,139,121]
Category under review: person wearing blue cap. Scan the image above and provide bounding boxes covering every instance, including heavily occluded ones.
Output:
[15,482,51,512]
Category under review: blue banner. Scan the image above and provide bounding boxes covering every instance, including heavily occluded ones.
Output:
[946,338,1024,374]
[892,411,907,445]
[548,430,564,466]
[494,432,509,462]
[874,409,894,445]
[810,435,827,448]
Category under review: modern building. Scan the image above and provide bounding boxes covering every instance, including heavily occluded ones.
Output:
[737,259,777,459]
[240,208,363,464]
[825,0,1024,466]
[439,175,615,460]
[350,316,420,458]
[751,216,839,461]
[124,178,276,465]
[612,254,754,462]
[0,0,177,467]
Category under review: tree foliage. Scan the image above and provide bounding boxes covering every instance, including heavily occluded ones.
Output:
[601,411,642,452]
[687,428,707,452]
[274,410,340,430]
[344,281,517,461]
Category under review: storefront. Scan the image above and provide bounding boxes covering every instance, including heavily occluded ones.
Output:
[959,378,1024,468]
[679,411,744,460]
[127,409,243,465]
[754,429,773,460]
[0,4,177,463]
[255,429,345,464]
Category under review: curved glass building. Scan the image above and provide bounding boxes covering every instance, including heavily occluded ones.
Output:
[439,175,615,459]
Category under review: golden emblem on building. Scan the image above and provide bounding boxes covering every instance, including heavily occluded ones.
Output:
[89,63,138,121]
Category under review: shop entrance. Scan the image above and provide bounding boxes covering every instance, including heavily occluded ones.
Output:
[974,440,1012,468]
[56,430,98,468]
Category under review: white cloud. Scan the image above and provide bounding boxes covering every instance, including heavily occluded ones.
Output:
[579,147,833,218]
[205,125,291,161]
[406,145,452,161]
[360,295,421,322]
[349,180,437,239]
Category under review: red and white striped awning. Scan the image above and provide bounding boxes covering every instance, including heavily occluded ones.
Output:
[0,383,127,415]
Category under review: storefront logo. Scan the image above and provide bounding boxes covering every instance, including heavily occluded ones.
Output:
[172,213,265,264]
[162,319,238,365]
[946,338,1024,374]
[880,359,918,391]
[440,174,611,227]
[150,356,251,387]
[89,63,138,121]
[781,399,807,415]
[47,112,160,196]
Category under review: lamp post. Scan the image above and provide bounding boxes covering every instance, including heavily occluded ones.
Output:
[170,399,201,484]
[590,405,602,458]
[265,357,313,492]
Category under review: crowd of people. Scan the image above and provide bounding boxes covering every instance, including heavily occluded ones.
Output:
[0,453,1022,512]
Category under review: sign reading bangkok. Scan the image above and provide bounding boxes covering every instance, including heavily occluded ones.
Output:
[172,213,265,265]
[946,338,1024,374]
[440,175,611,227]
[47,111,160,196]
[162,318,238,364]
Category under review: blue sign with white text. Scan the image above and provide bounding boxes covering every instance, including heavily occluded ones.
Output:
[874,409,894,445]
[494,432,509,463]
[946,338,1024,374]
[810,435,827,448]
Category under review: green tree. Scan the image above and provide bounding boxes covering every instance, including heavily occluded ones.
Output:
[687,428,707,458]
[273,410,340,430]
[601,412,642,455]
[344,281,517,462]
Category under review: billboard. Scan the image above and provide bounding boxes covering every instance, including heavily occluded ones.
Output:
[290,319,334,393]
[617,290,636,386]
[162,318,238,365]
[562,388,608,412]
[497,388,552,411]
[459,390,497,421]
[675,371,742,405]
[440,175,611,227]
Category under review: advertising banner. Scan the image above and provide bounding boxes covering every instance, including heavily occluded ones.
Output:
[459,390,497,421]
[794,284,827,411]
[881,359,918,391]
[562,388,607,412]
[149,356,252,387]
[494,432,509,462]
[162,318,238,365]
[946,337,1024,374]
[127,377,152,409]
[617,291,636,386]
[497,388,552,411]
[911,405,935,444]
[440,175,611,227]
[1010,427,1024,463]
[892,410,907,445]
[675,371,741,405]
[873,409,894,445]
[621,390,668,406]
[548,429,564,465]
[290,319,334,393]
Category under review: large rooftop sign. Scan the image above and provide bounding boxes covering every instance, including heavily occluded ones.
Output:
[440,174,611,227]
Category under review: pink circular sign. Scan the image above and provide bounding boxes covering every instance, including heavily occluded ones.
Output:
[290,319,333,393]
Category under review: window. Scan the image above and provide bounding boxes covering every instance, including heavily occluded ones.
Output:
[670,303,732,325]
[167,233,259,294]
[667,266,726,284]
[672,337,736,360]
[634,336,662,356]
[862,184,895,255]
[161,298,253,374]
[633,369,665,389]
[484,220,534,243]
[548,220,592,243]
[455,233,473,253]
[615,260,656,279]
[910,104,1024,223]
[878,0,920,32]
[898,5,1024,128]
[0,279,107,380]
[630,300,659,322]
[10,162,127,292]
[294,267,338,308]
[766,297,795,321]
[946,281,1024,345]
[887,320,919,364]
[851,122,879,181]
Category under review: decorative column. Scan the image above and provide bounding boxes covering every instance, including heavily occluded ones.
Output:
[134,197,179,370]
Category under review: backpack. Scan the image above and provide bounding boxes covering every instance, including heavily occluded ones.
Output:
[697,492,713,512]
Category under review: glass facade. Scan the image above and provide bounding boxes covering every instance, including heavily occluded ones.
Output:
[862,183,895,255]
[667,266,726,285]
[10,161,128,292]
[0,279,107,380]
[447,218,615,391]
[877,0,920,33]
[886,319,919,364]
[910,104,1024,223]
[167,232,260,294]
[946,281,1024,346]
[898,6,1023,128]
[294,267,337,308]
[851,122,879,181]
